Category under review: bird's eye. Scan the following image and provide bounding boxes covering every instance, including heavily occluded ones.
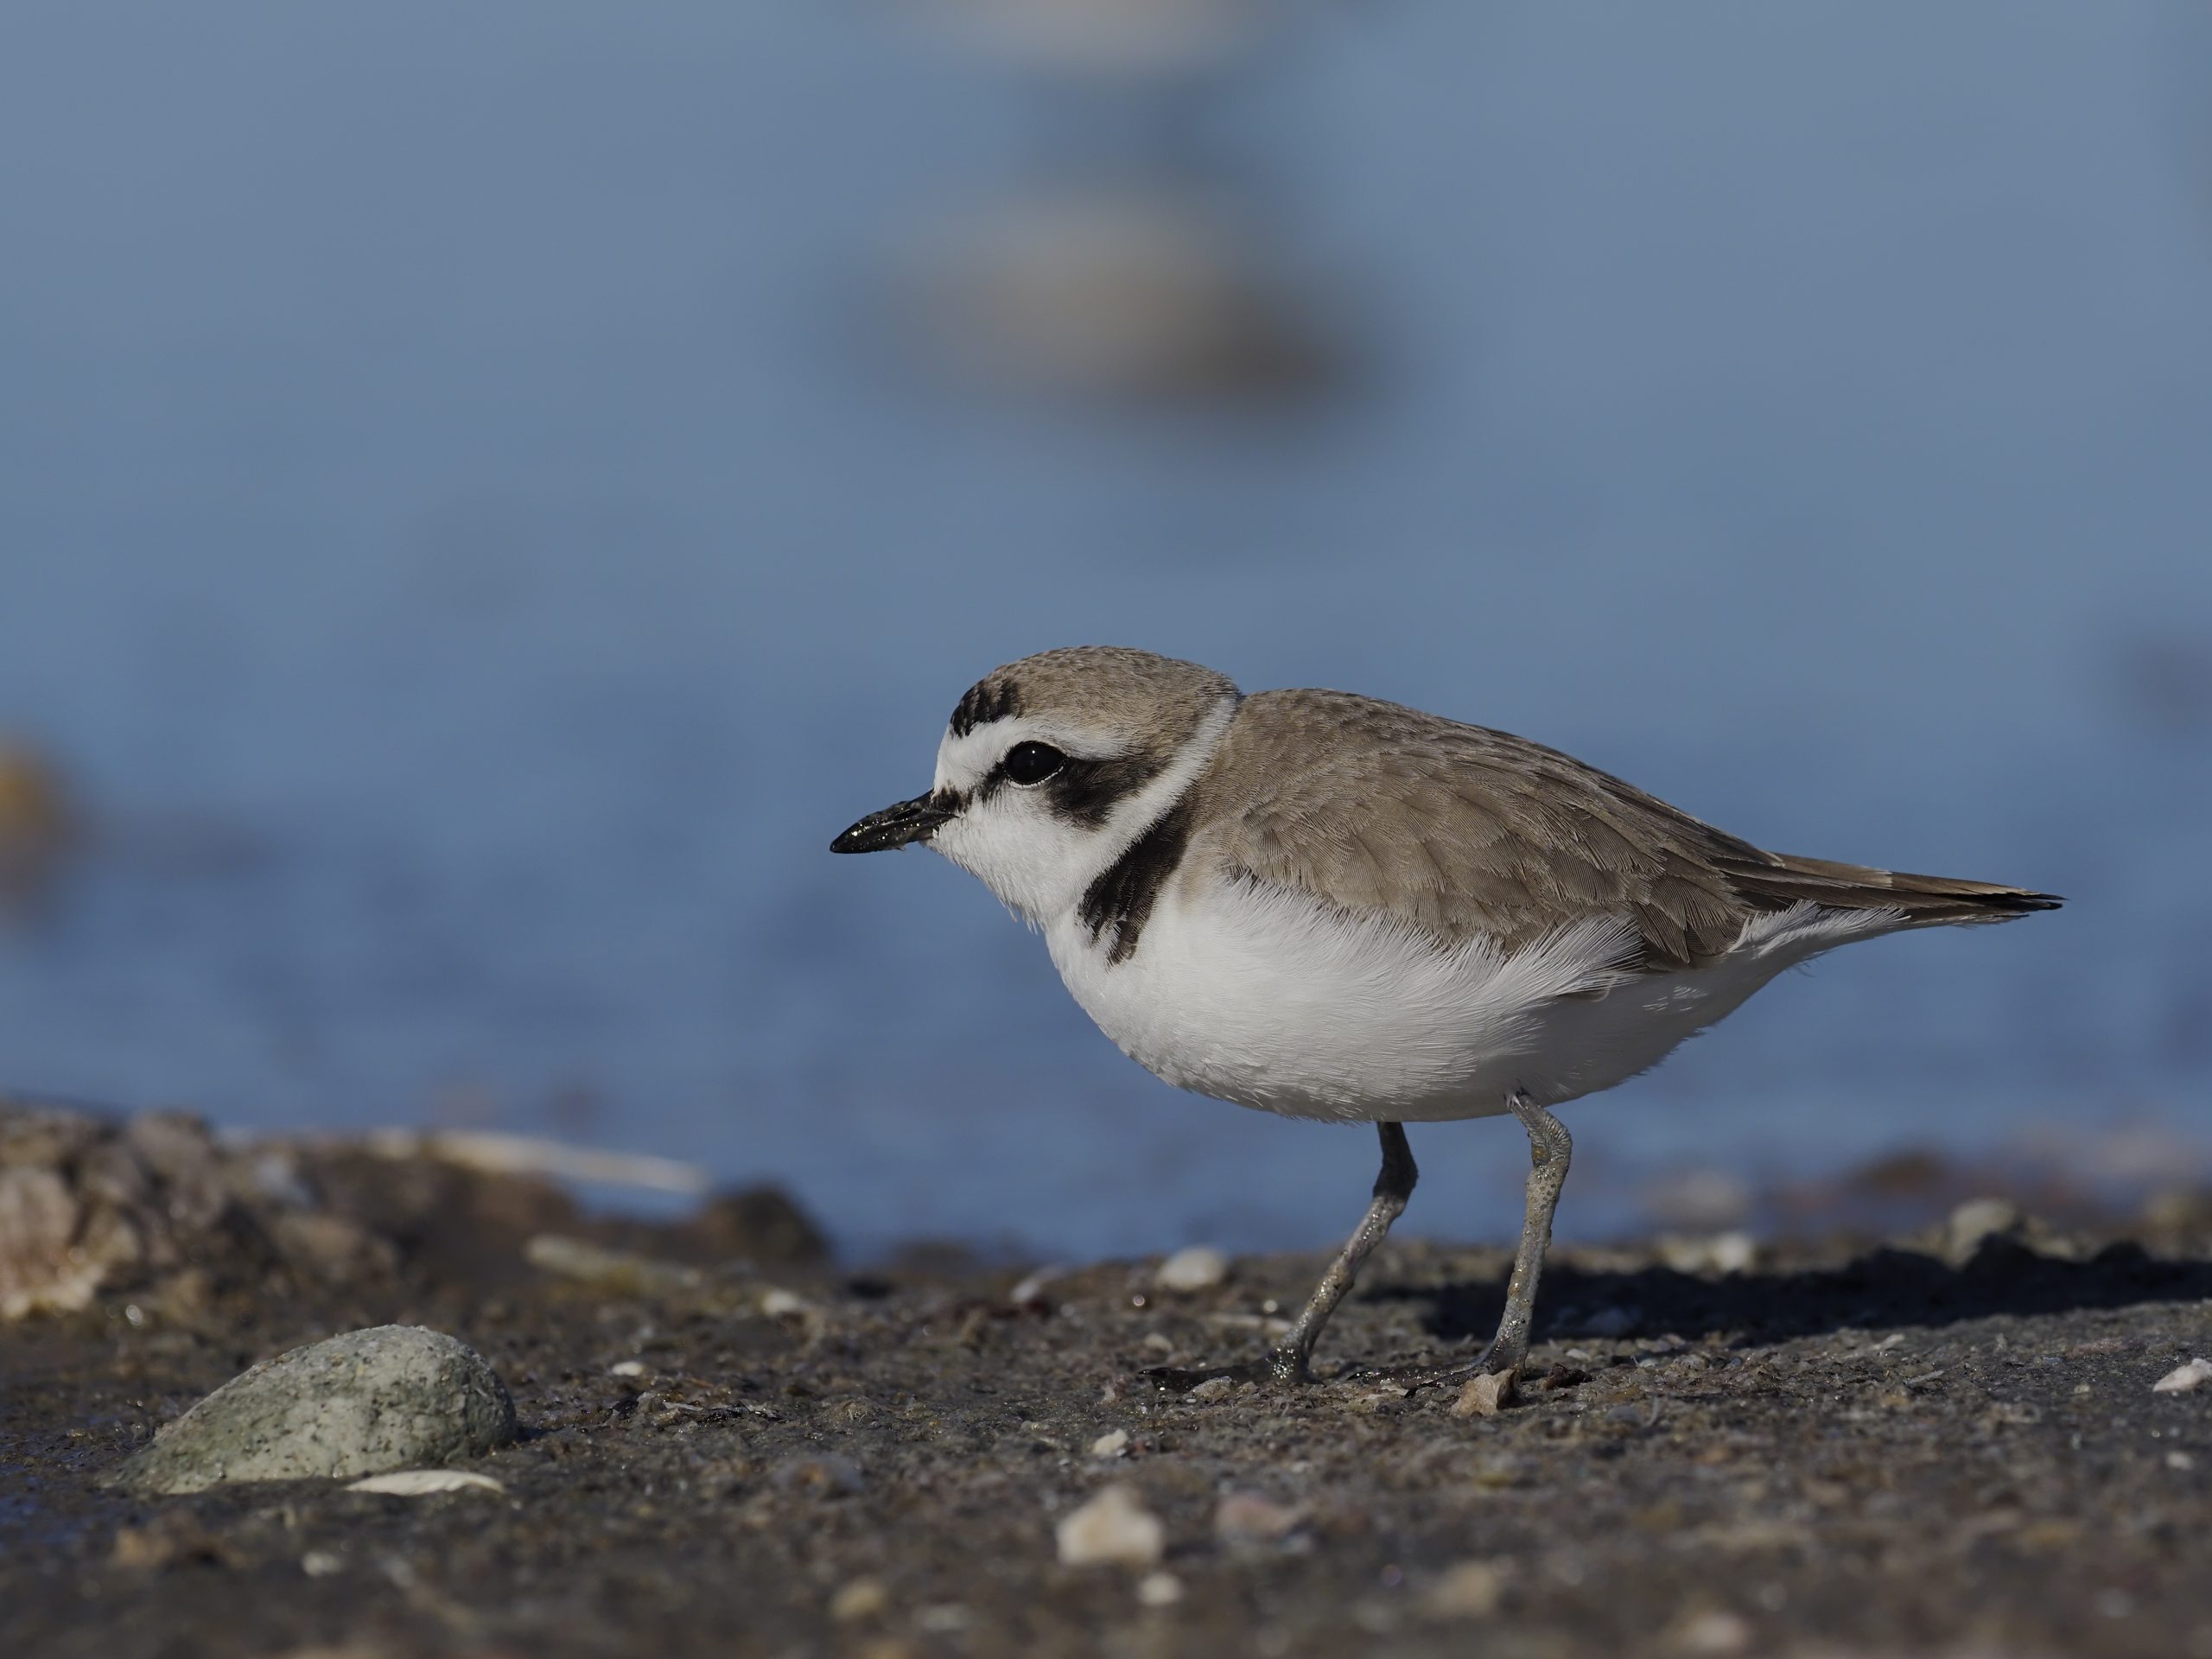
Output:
[1002,741,1066,786]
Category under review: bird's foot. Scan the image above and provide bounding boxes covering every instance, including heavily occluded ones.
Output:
[1349,1341,1518,1394]
[1142,1350,1310,1392]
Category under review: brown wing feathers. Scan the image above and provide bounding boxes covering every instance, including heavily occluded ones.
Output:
[1191,690,2060,974]
[1711,850,2062,926]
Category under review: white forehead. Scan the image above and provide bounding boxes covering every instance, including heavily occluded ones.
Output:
[932,714,1114,794]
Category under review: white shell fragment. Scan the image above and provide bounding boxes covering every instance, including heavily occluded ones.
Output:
[1424,1559,1506,1618]
[829,1578,890,1622]
[1009,1265,1069,1306]
[365,1128,709,1195]
[1452,1370,1516,1418]
[345,1469,507,1497]
[2151,1357,2212,1394]
[1154,1246,1228,1292]
[1946,1196,2024,1262]
[1090,1428,1130,1459]
[1136,1571,1184,1607]
[1055,1483,1166,1568]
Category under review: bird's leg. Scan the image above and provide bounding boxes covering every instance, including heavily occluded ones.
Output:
[1274,1121,1419,1369]
[1146,1122,1416,1390]
[1367,1092,1572,1390]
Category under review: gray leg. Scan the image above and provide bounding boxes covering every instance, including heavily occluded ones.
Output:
[1274,1122,1418,1370]
[1147,1122,1417,1389]
[1374,1092,1572,1389]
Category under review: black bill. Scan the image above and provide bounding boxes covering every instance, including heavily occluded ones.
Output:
[830,792,953,854]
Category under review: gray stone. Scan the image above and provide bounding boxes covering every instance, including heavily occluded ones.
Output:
[111,1325,515,1494]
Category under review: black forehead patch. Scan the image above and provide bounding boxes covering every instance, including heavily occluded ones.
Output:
[950,676,1022,737]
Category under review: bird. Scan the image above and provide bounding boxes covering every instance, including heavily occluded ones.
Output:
[830,647,2059,1390]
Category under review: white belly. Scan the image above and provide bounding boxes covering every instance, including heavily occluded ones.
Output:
[1045,881,1897,1123]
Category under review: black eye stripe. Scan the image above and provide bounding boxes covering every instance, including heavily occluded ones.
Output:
[971,747,1168,826]
[1040,753,1166,828]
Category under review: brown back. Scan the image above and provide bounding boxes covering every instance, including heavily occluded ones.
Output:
[1183,690,2057,971]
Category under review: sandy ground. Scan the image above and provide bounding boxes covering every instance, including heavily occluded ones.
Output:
[3,1113,2211,1659]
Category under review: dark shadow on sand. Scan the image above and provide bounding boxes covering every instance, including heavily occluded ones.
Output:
[1377,1237,2212,1350]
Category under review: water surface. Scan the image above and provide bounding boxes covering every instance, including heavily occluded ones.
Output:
[3,3,2207,1256]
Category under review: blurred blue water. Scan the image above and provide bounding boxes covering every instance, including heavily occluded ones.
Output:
[2,3,2207,1258]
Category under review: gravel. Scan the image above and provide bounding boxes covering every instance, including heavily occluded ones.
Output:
[3,1103,2210,1658]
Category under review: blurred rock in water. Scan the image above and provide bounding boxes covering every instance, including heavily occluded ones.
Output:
[0,1104,398,1320]
[1642,1166,1754,1234]
[906,188,1338,404]
[1758,1128,2212,1247]
[2110,631,2212,738]
[0,740,75,906]
[678,1183,830,1268]
[919,0,1277,78]
[0,1101,832,1321]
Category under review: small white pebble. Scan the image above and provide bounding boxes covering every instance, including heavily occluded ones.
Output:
[1351,1599,1399,1635]
[609,1360,647,1377]
[1422,1559,1504,1618]
[1009,1266,1068,1306]
[1136,1571,1183,1607]
[1056,1484,1165,1568]
[2169,1450,2196,1471]
[760,1287,809,1319]
[829,1577,889,1622]
[1707,1232,1757,1273]
[1090,1428,1130,1459]
[1451,1370,1515,1418]
[345,1469,506,1497]
[1658,1232,1758,1275]
[1946,1196,2023,1260]
[2152,1358,2212,1394]
[1673,1608,1752,1654]
[1155,1246,1229,1293]
[300,1550,343,1578]
[1214,1491,1305,1543]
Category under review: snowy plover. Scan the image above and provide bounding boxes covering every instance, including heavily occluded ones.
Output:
[832,648,2058,1389]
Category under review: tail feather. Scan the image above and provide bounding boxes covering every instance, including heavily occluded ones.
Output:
[1715,850,2063,927]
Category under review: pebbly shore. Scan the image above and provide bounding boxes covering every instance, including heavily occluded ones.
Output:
[3,1102,2209,1659]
